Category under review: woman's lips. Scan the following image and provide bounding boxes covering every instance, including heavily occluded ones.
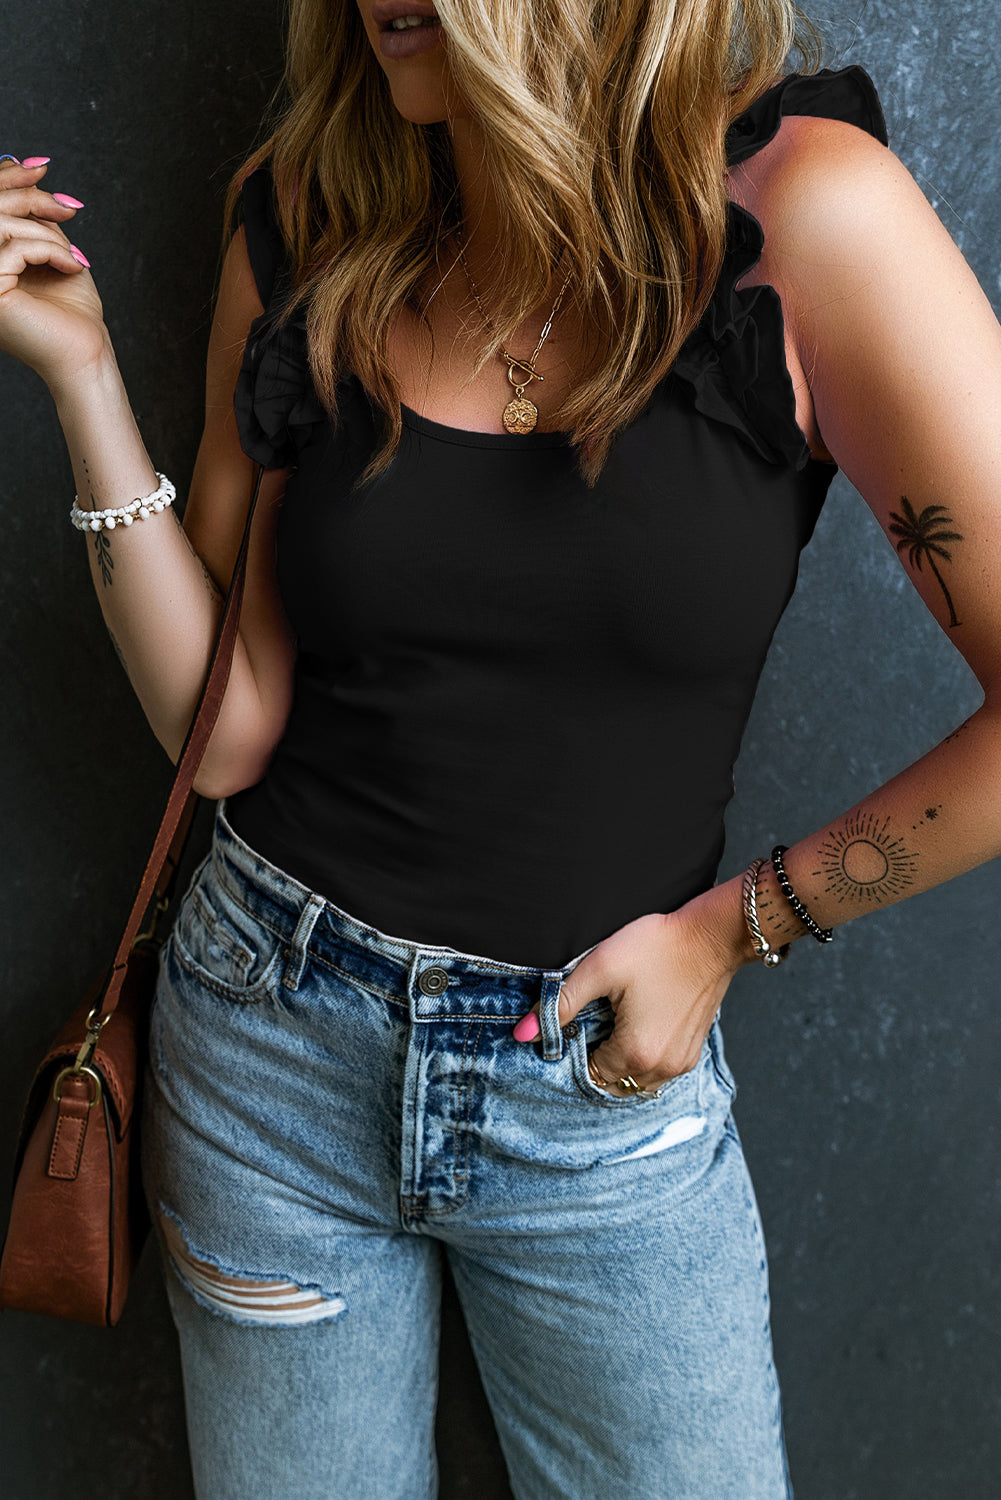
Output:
[378,18,443,60]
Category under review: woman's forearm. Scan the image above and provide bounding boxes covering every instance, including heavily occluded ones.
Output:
[687,696,1001,972]
[52,342,264,796]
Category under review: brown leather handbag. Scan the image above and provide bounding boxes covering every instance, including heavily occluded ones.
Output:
[0,462,267,1327]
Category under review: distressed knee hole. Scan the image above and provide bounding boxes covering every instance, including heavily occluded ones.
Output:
[159,1209,346,1326]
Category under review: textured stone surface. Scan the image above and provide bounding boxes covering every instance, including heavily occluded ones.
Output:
[1,4,998,1497]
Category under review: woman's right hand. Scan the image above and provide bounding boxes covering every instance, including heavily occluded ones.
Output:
[0,157,110,393]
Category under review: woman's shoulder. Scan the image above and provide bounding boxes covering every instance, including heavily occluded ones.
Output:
[729,106,893,216]
[728,70,894,306]
[727,97,899,301]
[727,70,925,334]
[726,63,889,164]
[721,63,976,475]
[236,158,287,311]
[671,64,900,470]
[725,63,893,240]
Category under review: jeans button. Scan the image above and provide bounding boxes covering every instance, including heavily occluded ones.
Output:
[417,966,449,996]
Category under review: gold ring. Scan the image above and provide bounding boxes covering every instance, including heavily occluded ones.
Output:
[586,1052,614,1089]
[587,1054,662,1098]
[587,1052,665,1099]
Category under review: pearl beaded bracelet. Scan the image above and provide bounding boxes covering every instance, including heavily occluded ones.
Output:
[71,472,175,531]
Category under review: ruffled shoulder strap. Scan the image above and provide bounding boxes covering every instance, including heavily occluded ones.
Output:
[238,162,287,309]
[233,162,327,469]
[673,64,889,471]
[725,63,888,167]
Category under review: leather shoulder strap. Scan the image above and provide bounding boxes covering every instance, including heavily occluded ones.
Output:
[92,461,268,1022]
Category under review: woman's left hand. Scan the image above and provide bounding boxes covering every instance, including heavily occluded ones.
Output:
[513,882,756,1096]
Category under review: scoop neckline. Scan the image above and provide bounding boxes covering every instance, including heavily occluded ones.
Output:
[399,400,572,450]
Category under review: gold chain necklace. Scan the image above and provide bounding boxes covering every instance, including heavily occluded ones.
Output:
[454,227,574,434]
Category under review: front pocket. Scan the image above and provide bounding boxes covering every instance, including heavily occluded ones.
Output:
[706,1015,738,1102]
[567,1001,705,1109]
[170,857,285,1001]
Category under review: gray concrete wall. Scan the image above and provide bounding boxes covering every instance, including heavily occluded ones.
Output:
[1,4,998,1495]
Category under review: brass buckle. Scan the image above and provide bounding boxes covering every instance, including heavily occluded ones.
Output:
[51,1005,114,1110]
[72,1005,112,1072]
[52,1063,102,1109]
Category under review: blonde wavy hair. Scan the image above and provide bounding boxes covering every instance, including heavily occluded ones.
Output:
[219,0,824,489]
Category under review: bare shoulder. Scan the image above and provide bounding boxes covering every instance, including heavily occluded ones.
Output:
[725,113,894,462]
[727,110,942,352]
[726,105,1001,695]
[211,222,268,370]
[729,107,896,200]
[724,109,980,466]
[183,218,298,795]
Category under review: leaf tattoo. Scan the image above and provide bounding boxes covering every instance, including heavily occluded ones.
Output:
[887,496,963,628]
[94,530,113,587]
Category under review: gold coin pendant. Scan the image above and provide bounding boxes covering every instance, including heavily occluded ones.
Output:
[502,396,539,435]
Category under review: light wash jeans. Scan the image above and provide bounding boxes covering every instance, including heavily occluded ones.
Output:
[141,798,794,1499]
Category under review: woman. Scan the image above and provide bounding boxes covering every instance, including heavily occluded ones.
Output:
[1,0,998,1494]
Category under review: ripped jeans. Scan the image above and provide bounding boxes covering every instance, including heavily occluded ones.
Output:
[141,798,794,1500]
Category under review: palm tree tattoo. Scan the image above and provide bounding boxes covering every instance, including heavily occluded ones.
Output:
[888,496,963,628]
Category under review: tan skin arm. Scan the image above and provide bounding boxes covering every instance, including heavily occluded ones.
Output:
[731,114,1001,950]
[178,225,299,798]
[518,116,1001,1092]
[51,221,298,799]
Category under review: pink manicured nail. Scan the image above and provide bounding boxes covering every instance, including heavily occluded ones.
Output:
[22,157,50,168]
[512,1011,541,1042]
[53,192,84,208]
[69,245,90,267]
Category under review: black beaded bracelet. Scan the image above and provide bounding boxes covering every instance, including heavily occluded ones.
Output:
[769,845,834,945]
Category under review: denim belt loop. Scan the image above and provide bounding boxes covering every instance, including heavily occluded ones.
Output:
[537,972,567,1062]
[282,893,327,992]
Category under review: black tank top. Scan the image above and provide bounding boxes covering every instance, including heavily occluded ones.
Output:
[224,65,888,969]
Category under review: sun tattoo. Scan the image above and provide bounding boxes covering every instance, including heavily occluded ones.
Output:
[814,813,919,906]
